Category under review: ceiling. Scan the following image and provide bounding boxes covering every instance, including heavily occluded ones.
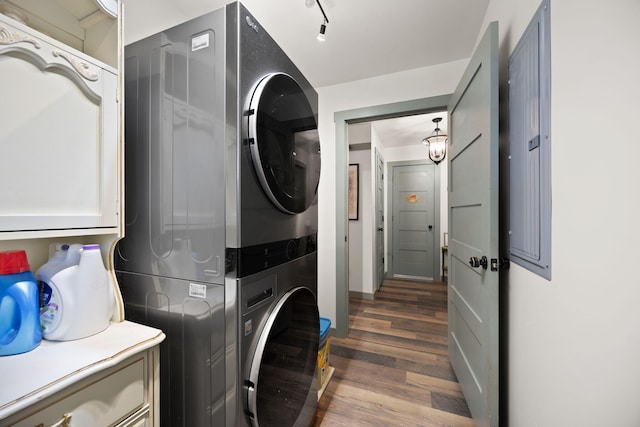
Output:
[348,112,447,150]
[372,112,448,149]
[125,0,489,88]
[236,0,490,88]
[124,0,488,147]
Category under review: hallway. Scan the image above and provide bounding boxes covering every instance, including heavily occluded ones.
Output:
[314,278,474,426]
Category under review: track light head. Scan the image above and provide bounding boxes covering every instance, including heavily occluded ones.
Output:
[317,23,326,41]
[314,0,329,41]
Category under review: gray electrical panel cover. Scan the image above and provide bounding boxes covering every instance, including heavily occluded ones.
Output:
[508,0,551,280]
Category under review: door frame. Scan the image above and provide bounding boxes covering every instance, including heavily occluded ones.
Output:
[374,147,385,292]
[387,159,440,280]
[334,95,450,338]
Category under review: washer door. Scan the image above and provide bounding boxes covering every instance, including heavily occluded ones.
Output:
[248,73,321,214]
[247,287,320,426]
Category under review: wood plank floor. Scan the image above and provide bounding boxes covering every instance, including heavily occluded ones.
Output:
[313,278,475,427]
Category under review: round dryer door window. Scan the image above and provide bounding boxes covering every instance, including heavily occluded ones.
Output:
[248,73,321,214]
[247,286,320,426]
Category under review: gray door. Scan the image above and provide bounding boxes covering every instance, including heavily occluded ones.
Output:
[447,22,499,427]
[375,149,385,290]
[391,163,436,279]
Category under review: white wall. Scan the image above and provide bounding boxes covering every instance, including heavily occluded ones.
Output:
[347,149,372,296]
[346,123,373,297]
[478,0,640,425]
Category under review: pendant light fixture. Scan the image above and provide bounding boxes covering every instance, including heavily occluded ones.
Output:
[422,117,447,164]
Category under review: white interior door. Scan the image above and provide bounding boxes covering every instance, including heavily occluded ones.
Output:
[447,22,500,427]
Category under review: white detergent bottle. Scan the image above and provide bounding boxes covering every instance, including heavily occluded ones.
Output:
[38,244,83,335]
[36,243,83,287]
[40,244,115,341]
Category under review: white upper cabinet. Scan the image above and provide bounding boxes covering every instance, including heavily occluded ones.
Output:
[0,0,121,239]
[0,0,120,66]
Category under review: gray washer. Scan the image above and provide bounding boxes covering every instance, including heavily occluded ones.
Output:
[238,254,319,427]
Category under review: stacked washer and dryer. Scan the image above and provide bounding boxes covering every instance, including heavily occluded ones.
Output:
[115,3,321,426]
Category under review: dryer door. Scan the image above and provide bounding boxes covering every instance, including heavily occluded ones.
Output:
[248,73,321,214]
[247,286,320,426]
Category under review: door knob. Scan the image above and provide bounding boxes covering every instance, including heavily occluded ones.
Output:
[469,256,488,270]
[377,228,383,231]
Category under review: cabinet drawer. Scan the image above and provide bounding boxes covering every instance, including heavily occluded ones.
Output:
[115,405,151,427]
[8,358,145,427]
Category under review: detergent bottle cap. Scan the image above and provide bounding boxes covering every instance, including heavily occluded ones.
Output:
[0,250,30,275]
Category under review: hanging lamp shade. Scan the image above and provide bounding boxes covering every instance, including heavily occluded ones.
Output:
[422,117,447,164]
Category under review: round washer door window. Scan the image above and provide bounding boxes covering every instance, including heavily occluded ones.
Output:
[248,73,321,214]
[247,286,319,426]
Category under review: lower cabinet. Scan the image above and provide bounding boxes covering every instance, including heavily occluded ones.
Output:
[1,346,160,427]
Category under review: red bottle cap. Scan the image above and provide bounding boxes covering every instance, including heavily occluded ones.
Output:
[0,250,31,275]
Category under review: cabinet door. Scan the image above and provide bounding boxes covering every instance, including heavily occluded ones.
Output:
[0,16,119,235]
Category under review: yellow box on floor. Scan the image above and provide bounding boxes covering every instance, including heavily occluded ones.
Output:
[318,317,331,389]
[318,337,330,387]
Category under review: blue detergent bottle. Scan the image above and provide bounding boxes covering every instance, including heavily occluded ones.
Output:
[0,250,42,356]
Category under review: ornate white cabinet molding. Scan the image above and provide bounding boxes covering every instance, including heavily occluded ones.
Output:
[0,23,40,47]
[0,11,118,237]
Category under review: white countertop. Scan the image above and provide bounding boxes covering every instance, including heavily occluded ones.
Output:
[0,321,165,420]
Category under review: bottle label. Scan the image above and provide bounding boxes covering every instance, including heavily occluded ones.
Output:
[39,281,61,333]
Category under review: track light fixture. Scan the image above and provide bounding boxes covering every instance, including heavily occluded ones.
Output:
[317,21,327,41]
[315,0,329,41]
[422,117,448,165]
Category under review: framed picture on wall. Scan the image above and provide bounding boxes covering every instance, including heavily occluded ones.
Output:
[348,163,359,220]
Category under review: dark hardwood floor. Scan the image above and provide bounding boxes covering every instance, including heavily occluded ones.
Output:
[314,278,475,426]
